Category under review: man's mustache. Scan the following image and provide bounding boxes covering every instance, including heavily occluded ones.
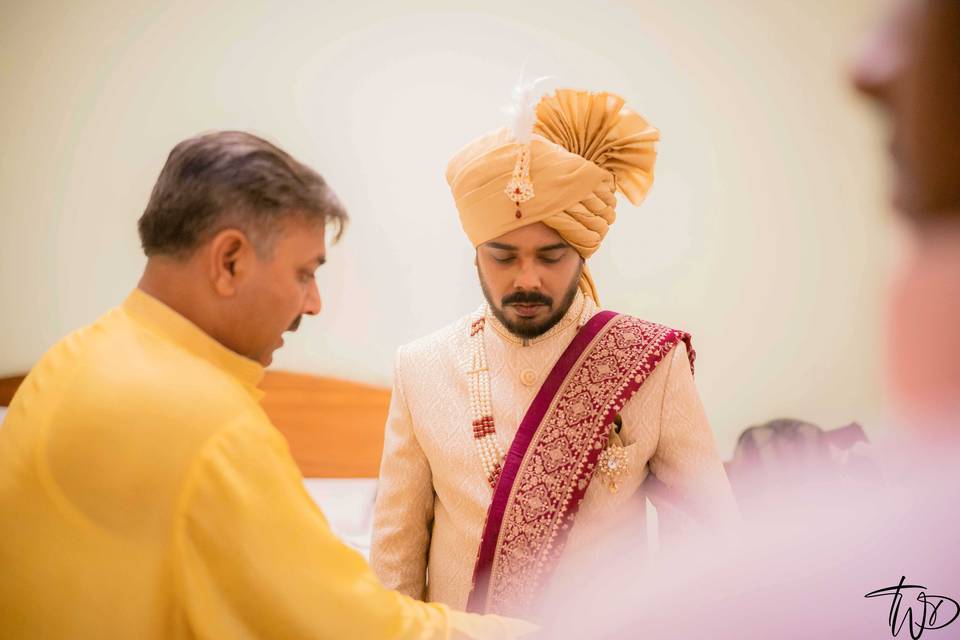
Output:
[288,316,302,332]
[502,291,553,307]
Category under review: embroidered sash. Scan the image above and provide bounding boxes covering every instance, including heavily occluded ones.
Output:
[466,311,694,615]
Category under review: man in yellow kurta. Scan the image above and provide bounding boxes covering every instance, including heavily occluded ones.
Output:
[371,89,737,616]
[0,131,531,639]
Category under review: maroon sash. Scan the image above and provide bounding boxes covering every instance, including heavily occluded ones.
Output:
[466,311,693,615]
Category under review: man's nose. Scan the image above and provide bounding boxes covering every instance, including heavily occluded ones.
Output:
[849,13,903,101]
[303,280,322,316]
[513,259,542,290]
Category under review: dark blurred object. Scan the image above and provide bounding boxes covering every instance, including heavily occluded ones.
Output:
[725,419,878,518]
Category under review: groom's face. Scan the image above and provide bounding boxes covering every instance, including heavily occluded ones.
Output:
[476,222,584,339]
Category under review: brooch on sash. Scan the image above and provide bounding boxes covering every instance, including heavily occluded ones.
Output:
[597,413,629,493]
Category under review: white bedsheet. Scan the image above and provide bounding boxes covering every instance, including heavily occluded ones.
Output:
[303,478,378,559]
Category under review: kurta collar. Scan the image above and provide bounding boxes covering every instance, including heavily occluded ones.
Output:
[122,288,265,392]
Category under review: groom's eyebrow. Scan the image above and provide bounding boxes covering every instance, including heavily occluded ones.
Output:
[537,243,569,252]
[486,242,517,251]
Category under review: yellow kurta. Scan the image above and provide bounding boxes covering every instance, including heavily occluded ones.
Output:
[0,289,530,639]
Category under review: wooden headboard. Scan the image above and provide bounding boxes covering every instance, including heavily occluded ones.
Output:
[0,376,22,408]
[0,372,388,478]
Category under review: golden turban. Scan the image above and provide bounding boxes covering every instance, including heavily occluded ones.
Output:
[446,89,659,303]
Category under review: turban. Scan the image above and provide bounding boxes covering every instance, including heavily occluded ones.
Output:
[446,89,659,303]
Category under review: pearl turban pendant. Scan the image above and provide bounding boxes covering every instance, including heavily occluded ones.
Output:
[446,88,659,303]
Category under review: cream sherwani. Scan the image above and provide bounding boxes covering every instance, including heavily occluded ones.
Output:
[371,293,737,610]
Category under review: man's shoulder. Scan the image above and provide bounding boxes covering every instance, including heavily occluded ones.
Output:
[606,311,682,335]
[602,311,695,371]
[605,312,690,344]
[11,309,268,499]
[46,305,256,427]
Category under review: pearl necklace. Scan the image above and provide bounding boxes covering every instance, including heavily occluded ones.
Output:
[466,295,595,489]
[467,315,505,488]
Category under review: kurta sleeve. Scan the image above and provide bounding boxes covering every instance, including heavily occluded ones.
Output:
[370,350,436,599]
[175,416,531,640]
[645,344,739,532]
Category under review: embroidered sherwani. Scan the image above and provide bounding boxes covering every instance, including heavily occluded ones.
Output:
[371,293,737,610]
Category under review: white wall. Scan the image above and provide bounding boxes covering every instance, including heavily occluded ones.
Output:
[0,0,894,455]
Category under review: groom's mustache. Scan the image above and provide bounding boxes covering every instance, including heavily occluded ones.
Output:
[502,291,553,307]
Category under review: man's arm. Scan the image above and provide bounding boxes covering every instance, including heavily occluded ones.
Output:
[175,416,531,640]
[644,344,739,532]
[369,350,436,599]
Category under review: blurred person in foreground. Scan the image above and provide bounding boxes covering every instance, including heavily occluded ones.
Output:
[859,0,960,436]
[540,1,960,638]
[0,131,532,639]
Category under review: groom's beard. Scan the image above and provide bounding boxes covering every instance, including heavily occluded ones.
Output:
[478,263,583,339]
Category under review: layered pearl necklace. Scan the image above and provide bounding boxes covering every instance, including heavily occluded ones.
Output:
[466,295,595,488]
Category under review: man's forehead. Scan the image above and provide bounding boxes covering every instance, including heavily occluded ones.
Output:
[274,215,327,257]
[482,222,569,250]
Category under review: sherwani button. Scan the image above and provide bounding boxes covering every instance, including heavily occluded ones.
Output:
[520,369,537,386]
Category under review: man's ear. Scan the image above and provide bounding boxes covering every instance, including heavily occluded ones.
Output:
[208,228,255,297]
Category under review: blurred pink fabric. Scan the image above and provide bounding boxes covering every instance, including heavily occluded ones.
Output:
[540,436,960,639]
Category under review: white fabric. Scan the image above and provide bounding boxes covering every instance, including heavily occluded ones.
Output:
[303,478,377,559]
